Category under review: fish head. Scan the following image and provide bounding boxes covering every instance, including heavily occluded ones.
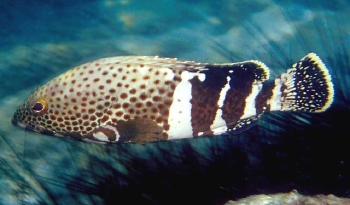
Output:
[12,88,57,136]
[11,69,86,138]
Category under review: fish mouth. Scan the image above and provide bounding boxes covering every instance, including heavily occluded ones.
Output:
[11,117,56,136]
[11,117,29,130]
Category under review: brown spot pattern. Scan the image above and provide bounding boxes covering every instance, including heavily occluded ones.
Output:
[255,81,274,113]
[220,64,257,128]
[189,71,227,136]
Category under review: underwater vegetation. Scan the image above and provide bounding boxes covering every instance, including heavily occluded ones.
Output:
[0,0,350,204]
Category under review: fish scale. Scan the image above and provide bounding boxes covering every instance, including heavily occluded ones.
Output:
[12,53,334,144]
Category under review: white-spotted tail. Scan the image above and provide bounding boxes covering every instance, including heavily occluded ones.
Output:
[271,53,334,113]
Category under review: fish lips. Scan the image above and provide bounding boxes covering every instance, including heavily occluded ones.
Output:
[11,117,56,136]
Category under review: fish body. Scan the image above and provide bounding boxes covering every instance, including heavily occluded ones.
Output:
[12,53,334,143]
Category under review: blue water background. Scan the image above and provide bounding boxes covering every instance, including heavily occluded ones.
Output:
[0,0,349,204]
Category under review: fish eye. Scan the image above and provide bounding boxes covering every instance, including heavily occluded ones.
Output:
[31,97,49,116]
[32,103,43,111]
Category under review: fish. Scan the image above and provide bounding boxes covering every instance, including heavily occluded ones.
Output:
[12,53,334,144]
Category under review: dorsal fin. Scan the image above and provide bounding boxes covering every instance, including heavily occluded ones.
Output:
[203,60,270,83]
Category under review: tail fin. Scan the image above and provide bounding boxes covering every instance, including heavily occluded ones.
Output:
[272,53,334,113]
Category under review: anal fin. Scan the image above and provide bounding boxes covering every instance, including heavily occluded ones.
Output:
[206,116,260,136]
[228,116,260,134]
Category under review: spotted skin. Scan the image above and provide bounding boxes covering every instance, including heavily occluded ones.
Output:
[12,53,334,143]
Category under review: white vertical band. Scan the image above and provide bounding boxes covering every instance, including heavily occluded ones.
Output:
[269,78,283,111]
[210,76,231,133]
[240,82,261,119]
[167,71,205,139]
